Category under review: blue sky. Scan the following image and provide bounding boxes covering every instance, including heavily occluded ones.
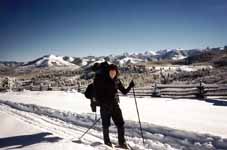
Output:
[0,0,227,61]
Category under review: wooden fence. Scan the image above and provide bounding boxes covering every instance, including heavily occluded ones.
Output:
[7,81,227,99]
[79,81,227,99]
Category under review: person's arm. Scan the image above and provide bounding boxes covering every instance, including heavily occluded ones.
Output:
[117,79,135,95]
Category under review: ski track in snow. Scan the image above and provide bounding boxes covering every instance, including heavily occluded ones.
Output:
[0,100,227,150]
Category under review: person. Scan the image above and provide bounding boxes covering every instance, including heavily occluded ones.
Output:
[94,64,135,149]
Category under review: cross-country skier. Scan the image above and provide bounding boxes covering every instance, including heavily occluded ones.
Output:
[94,64,135,149]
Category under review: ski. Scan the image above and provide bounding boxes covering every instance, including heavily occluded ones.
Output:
[72,140,133,150]
[115,144,133,150]
[72,140,115,150]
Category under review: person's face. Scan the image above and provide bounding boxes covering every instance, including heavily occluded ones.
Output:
[109,69,117,79]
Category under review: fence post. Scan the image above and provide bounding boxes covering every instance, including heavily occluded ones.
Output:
[48,83,52,91]
[77,82,81,92]
[196,80,205,99]
[40,83,42,91]
[152,83,159,97]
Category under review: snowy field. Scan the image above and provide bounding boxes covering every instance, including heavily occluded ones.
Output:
[0,91,227,150]
[147,65,212,72]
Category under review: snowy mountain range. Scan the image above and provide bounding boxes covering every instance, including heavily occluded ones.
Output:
[0,47,225,68]
[21,48,203,68]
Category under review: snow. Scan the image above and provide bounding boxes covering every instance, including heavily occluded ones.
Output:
[1,91,227,150]
[179,65,212,72]
[171,55,186,60]
[0,106,94,150]
[82,58,89,66]
[68,57,74,62]
[144,51,157,56]
[44,54,75,67]
[92,59,107,64]
[148,65,212,72]
[0,110,41,138]
[0,91,227,138]
[81,58,106,67]
[24,54,78,68]
[119,57,144,65]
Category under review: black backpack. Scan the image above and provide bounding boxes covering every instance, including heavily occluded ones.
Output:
[85,61,110,99]
[84,83,94,99]
[84,61,110,112]
[84,82,100,112]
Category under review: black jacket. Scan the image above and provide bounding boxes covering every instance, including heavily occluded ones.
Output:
[94,75,131,106]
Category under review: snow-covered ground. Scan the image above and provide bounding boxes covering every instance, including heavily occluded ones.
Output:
[0,91,227,150]
[0,109,93,150]
[148,65,213,72]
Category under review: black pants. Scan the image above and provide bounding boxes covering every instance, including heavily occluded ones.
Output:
[100,104,125,145]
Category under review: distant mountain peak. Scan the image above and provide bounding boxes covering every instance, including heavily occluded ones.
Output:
[144,50,157,56]
[23,54,77,68]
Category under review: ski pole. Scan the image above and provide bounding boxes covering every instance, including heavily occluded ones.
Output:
[77,117,101,141]
[132,87,145,145]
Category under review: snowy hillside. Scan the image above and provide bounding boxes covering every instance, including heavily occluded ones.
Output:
[144,51,158,56]
[1,91,227,150]
[118,57,144,65]
[23,54,79,68]
[81,57,107,67]
[156,49,186,60]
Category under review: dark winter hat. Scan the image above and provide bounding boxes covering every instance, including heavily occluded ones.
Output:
[108,64,119,76]
[108,64,118,70]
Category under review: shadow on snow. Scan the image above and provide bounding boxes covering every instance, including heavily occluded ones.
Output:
[0,132,62,149]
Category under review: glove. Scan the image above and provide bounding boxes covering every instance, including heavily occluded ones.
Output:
[129,80,135,88]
